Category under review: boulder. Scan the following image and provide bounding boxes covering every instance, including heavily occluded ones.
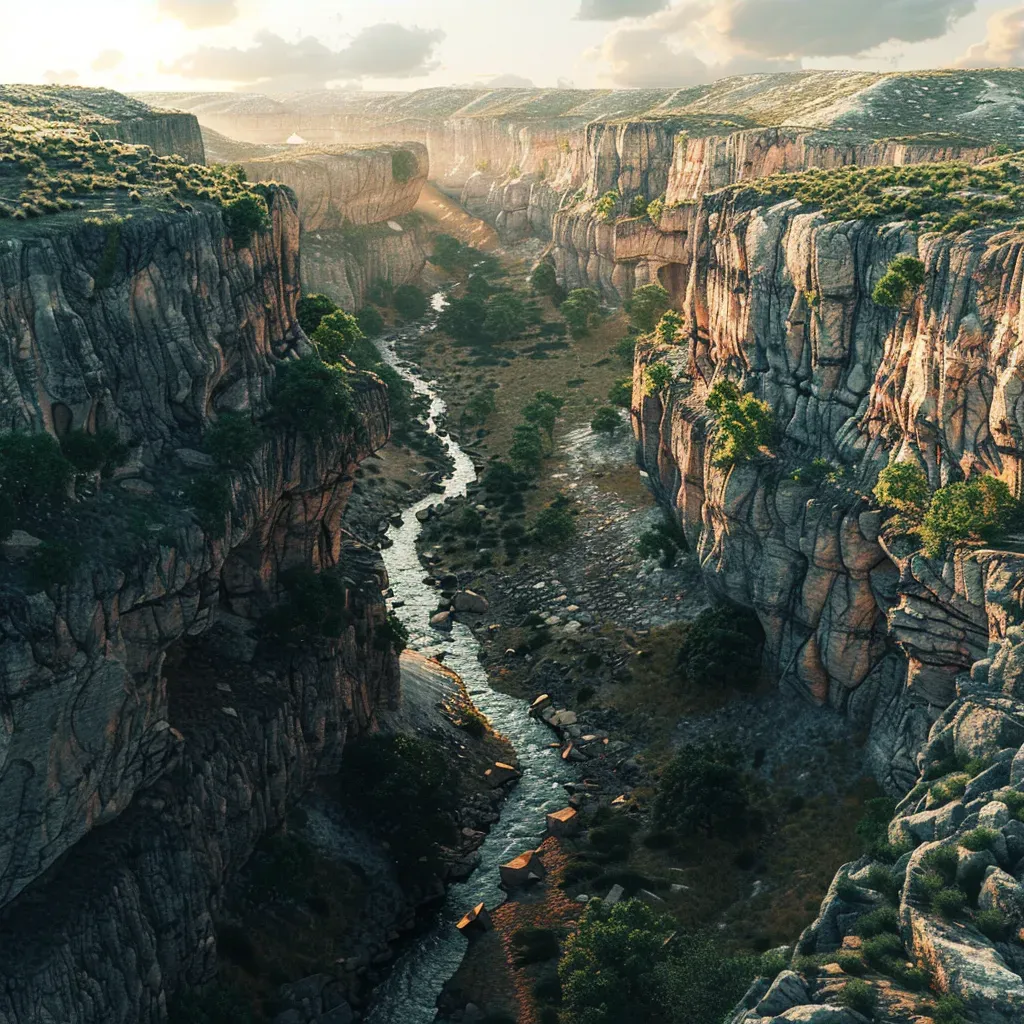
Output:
[1,530,42,563]
[546,807,580,838]
[453,590,489,614]
[318,1005,353,1024]
[754,971,809,1016]
[773,1008,867,1023]
[979,801,1011,829]
[979,868,1024,925]
[603,883,625,906]
[500,849,546,888]
[484,762,520,787]
[456,902,493,936]
[430,611,453,631]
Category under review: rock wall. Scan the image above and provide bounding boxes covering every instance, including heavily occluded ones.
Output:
[0,189,399,1021]
[95,110,206,165]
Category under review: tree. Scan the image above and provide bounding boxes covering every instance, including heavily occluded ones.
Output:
[532,502,576,546]
[561,287,601,339]
[297,293,337,336]
[530,261,564,304]
[595,190,620,222]
[393,284,428,319]
[312,310,364,364]
[629,194,648,217]
[627,283,672,332]
[484,292,529,342]
[222,192,270,247]
[873,255,926,308]
[654,743,755,838]
[647,197,664,222]
[524,400,558,443]
[643,362,673,395]
[510,425,544,474]
[591,407,622,434]
[705,379,775,467]
[608,378,633,407]
[920,475,1017,557]
[874,462,930,519]
[657,309,684,345]
[677,606,762,688]
[356,305,385,337]
[272,359,355,441]
[463,390,497,425]
[438,295,489,344]
[431,233,466,272]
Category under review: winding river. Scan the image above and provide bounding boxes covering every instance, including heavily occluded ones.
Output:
[364,305,578,1022]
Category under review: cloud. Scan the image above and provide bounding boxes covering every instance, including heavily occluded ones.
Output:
[486,73,536,87]
[168,24,445,90]
[578,0,671,18]
[957,4,1024,66]
[91,49,124,72]
[721,0,976,59]
[43,69,80,85]
[597,25,711,86]
[157,0,239,29]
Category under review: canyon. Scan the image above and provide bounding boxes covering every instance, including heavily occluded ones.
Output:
[4,68,1024,1024]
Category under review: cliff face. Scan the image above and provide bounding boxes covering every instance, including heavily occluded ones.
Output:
[0,187,398,1021]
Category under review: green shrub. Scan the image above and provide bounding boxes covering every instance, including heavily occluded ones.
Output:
[996,789,1024,820]
[533,971,562,1004]
[591,406,622,435]
[791,458,835,488]
[512,927,560,966]
[960,826,1000,852]
[185,472,232,538]
[532,502,576,547]
[932,886,967,920]
[391,148,419,183]
[975,908,1011,941]
[312,309,365,364]
[272,359,356,441]
[643,362,673,395]
[647,197,664,222]
[929,995,970,1024]
[202,414,264,470]
[873,255,926,308]
[856,905,900,938]
[865,864,900,904]
[861,931,905,970]
[835,876,865,902]
[920,476,1017,557]
[626,284,671,332]
[222,192,270,247]
[657,309,684,345]
[510,425,545,474]
[676,606,762,688]
[615,336,636,365]
[929,773,969,806]
[874,461,930,518]
[654,743,757,838]
[855,797,898,859]
[376,611,409,654]
[297,293,338,335]
[484,292,530,342]
[637,523,680,567]
[595,190,619,222]
[264,565,352,640]
[705,380,775,467]
[531,261,566,304]
[392,284,428,320]
[559,899,756,1024]
[356,305,385,337]
[61,428,128,476]
[608,378,633,407]
[457,705,489,738]
[0,432,73,526]
[463,390,497,425]
[561,288,602,339]
[629,194,648,217]
[838,979,877,1017]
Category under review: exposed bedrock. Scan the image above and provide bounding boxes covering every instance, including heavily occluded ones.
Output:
[633,187,1024,784]
[0,188,398,1021]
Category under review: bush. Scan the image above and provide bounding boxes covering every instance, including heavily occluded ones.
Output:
[61,428,128,476]
[0,432,73,530]
[463,390,497,425]
[272,359,356,441]
[614,336,636,365]
[559,899,756,1024]
[975,908,1011,941]
[510,425,545,474]
[643,362,673,395]
[873,461,930,518]
[638,523,680,567]
[920,476,1017,557]
[296,293,337,335]
[532,502,576,547]
[608,378,633,407]
[591,406,622,435]
[838,979,877,1017]
[356,305,385,337]
[312,309,364,364]
[264,565,351,640]
[933,887,967,920]
[392,148,419,183]
[512,927,560,966]
[222,192,270,247]
[791,458,835,488]
[595,190,619,222]
[561,288,601,338]
[960,826,1000,852]
[677,606,762,688]
[861,931,905,970]
[864,865,900,904]
[393,284,428,319]
[873,255,926,308]
[654,743,755,838]
[484,292,529,342]
[856,905,900,938]
[376,611,409,654]
[457,705,489,738]
[626,284,671,332]
[202,413,264,470]
[657,309,684,345]
[930,996,970,1024]
[530,261,565,303]
[705,380,775,467]
[532,971,562,1005]
[629,194,648,217]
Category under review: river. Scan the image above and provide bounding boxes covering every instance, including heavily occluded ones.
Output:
[364,304,579,1022]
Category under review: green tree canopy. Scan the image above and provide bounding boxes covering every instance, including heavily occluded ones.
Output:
[561,288,602,339]
[627,283,672,332]
[483,291,529,342]
[297,293,338,336]
[312,310,364,363]
[705,380,775,467]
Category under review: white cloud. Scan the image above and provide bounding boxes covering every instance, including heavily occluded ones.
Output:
[157,0,239,30]
[91,49,124,73]
[957,4,1024,66]
[578,0,671,18]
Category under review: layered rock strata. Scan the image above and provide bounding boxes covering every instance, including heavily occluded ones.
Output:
[0,184,398,1021]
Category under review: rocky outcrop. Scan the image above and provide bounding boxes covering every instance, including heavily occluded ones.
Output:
[0,185,398,1021]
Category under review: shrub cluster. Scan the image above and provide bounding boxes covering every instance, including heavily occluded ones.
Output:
[561,287,601,339]
[626,284,671,333]
[676,605,763,688]
[705,380,776,467]
[873,255,926,308]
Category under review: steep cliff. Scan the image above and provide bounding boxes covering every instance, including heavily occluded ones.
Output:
[0,102,398,1023]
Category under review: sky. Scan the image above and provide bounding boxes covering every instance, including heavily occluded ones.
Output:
[5,0,1024,94]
